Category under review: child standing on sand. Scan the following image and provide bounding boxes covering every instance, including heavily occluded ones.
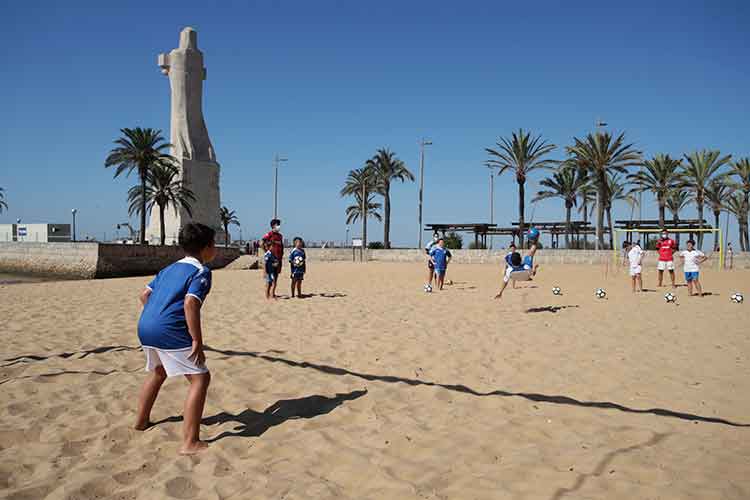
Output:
[289,237,306,298]
[623,240,644,293]
[680,239,708,296]
[134,223,215,455]
[429,238,451,290]
[263,239,279,299]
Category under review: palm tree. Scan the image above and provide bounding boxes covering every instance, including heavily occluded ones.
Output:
[666,189,693,247]
[704,179,734,251]
[681,150,732,249]
[576,170,597,249]
[340,166,379,249]
[728,158,750,251]
[345,192,382,226]
[105,128,174,244]
[486,129,557,247]
[0,187,7,214]
[532,166,586,248]
[604,172,638,247]
[726,193,749,252]
[366,148,413,249]
[219,206,240,248]
[566,131,642,249]
[127,163,196,246]
[627,154,682,229]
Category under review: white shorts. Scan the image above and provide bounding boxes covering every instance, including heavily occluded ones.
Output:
[657,260,674,271]
[143,347,208,377]
[629,265,642,277]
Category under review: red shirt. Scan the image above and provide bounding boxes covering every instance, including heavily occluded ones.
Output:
[263,230,284,260]
[656,238,676,261]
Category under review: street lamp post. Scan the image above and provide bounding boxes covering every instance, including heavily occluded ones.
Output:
[71,209,77,242]
[345,226,350,247]
[487,166,495,249]
[273,154,288,219]
[417,138,432,248]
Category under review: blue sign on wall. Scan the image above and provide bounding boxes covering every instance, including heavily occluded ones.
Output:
[18,227,27,236]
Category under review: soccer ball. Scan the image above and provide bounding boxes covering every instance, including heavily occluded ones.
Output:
[293,255,304,267]
[664,292,677,303]
[552,286,562,295]
[527,227,540,242]
[595,288,607,299]
[424,284,433,293]
[731,292,744,304]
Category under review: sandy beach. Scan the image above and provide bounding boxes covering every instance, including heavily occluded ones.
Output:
[2,261,749,499]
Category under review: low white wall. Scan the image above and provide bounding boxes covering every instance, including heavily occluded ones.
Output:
[303,248,750,268]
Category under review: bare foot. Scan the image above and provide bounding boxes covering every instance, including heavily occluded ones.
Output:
[179,441,209,455]
[133,421,151,431]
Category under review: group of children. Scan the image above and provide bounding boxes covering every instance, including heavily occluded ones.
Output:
[624,230,708,296]
[133,224,716,455]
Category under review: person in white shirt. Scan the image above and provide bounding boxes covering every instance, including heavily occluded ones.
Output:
[623,241,644,293]
[680,239,708,296]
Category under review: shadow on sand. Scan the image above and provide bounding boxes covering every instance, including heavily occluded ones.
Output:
[152,390,367,442]
[525,305,581,314]
[4,344,748,427]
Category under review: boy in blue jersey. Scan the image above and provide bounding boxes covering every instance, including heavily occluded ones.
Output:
[494,242,539,300]
[289,237,306,298]
[429,238,452,290]
[134,223,216,455]
[263,239,280,299]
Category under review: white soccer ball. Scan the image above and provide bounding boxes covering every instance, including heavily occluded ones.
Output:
[552,286,562,296]
[664,292,677,303]
[424,284,433,293]
[595,288,607,299]
[293,255,304,267]
[731,292,744,304]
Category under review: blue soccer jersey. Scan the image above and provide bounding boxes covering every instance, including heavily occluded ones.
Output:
[138,257,212,350]
[430,246,450,272]
[289,248,306,276]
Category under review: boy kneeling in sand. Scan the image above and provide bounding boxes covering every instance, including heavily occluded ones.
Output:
[494,242,539,300]
[134,223,215,455]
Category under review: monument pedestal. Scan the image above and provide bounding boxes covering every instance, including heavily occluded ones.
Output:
[146,159,224,245]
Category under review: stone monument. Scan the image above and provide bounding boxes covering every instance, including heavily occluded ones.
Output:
[146,27,223,244]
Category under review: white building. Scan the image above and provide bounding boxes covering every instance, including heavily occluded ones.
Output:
[0,224,71,242]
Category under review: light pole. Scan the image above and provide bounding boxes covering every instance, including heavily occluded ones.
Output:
[273,154,288,219]
[345,226,350,247]
[487,166,495,249]
[418,138,432,248]
[71,209,77,242]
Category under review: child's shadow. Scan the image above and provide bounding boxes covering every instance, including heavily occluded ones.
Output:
[525,305,580,314]
[309,292,348,298]
[154,390,367,442]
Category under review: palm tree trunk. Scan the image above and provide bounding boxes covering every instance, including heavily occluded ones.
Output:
[224,223,229,248]
[565,203,572,249]
[697,198,704,249]
[674,213,681,247]
[159,203,166,246]
[744,193,750,251]
[658,202,665,230]
[140,171,147,244]
[596,174,605,250]
[383,186,391,249]
[518,179,525,248]
[606,206,614,249]
[582,199,588,250]
[713,211,720,251]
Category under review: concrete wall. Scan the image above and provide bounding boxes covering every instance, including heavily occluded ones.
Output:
[0,243,241,279]
[303,248,750,268]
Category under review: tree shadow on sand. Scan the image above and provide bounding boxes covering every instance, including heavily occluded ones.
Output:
[152,390,367,442]
[203,346,750,428]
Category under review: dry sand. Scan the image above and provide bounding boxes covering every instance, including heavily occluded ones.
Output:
[1,261,749,499]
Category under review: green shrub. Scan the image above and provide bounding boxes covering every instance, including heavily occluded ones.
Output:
[444,232,462,249]
[468,241,486,249]
[368,241,384,249]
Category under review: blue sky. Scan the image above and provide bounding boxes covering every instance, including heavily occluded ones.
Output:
[1,0,748,246]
